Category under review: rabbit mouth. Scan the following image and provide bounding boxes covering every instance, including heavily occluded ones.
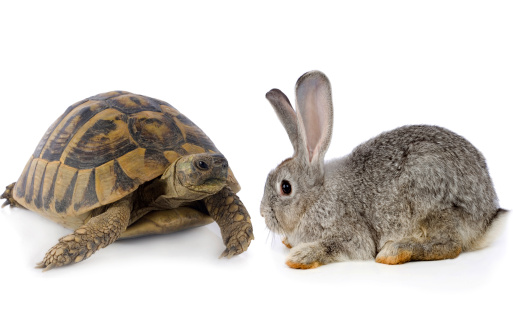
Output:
[261,205,286,235]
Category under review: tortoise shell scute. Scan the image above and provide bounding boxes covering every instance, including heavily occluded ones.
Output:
[128,111,186,150]
[106,93,164,114]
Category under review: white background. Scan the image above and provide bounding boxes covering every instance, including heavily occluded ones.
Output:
[0,1,512,333]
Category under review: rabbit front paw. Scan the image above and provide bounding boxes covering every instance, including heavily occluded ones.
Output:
[286,242,324,269]
[282,237,292,249]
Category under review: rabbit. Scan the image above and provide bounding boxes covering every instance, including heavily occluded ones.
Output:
[260,70,507,269]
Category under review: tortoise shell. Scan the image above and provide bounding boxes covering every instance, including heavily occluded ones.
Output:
[13,91,222,219]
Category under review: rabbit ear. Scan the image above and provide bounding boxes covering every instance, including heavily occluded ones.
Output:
[295,71,333,165]
[265,88,302,155]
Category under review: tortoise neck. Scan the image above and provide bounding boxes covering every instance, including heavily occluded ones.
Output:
[133,178,168,211]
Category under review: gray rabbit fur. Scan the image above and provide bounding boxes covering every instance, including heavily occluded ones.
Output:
[260,70,506,269]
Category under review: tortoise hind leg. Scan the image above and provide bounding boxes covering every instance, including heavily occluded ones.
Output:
[119,207,214,239]
[1,182,23,208]
[37,198,131,271]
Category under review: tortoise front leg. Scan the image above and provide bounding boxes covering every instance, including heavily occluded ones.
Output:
[37,198,131,271]
[204,187,254,258]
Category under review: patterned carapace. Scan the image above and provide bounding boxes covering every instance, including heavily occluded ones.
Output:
[14,91,219,217]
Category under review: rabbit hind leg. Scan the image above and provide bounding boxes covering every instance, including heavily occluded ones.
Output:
[376,211,464,265]
[375,237,462,265]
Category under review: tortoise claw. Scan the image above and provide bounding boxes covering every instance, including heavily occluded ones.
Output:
[219,246,237,259]
[35,261,56,272]
[219,249,229,259]
[219,247,235,259]
[43,263,56,272]
[247,227,255,241]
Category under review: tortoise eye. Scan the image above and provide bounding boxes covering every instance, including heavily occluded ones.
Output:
[197,161,209,170]
[280,180,292,196]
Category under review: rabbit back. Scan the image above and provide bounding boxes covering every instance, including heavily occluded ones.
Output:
[331,124,500,252]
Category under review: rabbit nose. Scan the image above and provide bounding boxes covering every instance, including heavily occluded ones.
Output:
[259,202,265,217]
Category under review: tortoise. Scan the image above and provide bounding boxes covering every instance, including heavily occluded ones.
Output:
[1,91,253,270]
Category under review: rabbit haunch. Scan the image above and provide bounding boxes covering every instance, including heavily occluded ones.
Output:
[261,70,506,269]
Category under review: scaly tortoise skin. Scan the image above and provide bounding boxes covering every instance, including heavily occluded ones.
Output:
[1,91,253,270]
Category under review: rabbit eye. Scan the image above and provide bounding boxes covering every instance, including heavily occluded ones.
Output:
[280,180,292,196]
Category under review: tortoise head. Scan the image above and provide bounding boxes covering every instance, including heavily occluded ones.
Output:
[161,153,229,200]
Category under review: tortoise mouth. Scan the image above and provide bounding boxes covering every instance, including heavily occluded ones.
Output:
[184,177,227,194]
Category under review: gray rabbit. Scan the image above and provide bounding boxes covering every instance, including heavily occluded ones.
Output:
[260,70,507,269]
